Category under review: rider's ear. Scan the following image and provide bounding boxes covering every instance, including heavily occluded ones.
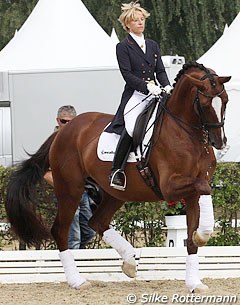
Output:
[183,74,206,91]
[219,76,231,84]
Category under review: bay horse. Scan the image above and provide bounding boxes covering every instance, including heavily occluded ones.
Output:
[5,62,231,291]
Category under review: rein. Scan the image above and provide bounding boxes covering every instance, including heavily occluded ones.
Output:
[158,96,201,131]
[156,72,226,145]
[156,97,209,148]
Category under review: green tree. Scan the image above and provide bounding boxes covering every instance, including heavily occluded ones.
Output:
[0,0,38,50]
[0,0,240,60]
[82,0,240,60]
[208,162,240,246]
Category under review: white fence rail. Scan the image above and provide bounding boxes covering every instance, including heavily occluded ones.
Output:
[0,246,239,284]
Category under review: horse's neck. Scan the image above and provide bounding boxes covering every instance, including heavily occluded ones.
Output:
[153,83,202,147]
[168,84,198,124]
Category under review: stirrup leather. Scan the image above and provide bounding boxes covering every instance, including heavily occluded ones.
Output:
[110,169,126,191]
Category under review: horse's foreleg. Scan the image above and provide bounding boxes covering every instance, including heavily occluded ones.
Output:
[89,194,136,278]
[192,195,214,246]
[164,174,211,202]
[185,196,209,293]
[186,195,214,292]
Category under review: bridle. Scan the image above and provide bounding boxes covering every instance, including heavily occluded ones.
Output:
[155,70,227,147]
[193,72,226,130]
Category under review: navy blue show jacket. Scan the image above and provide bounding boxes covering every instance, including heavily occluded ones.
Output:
[106,34,170,135]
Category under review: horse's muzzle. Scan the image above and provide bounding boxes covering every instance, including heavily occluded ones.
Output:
[210,133,227,150]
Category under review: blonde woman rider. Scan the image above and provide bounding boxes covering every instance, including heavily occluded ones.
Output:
[106,1,172,191]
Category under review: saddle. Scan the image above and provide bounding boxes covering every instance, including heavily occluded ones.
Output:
[132,94,168,199]
[87,94,168,202]
[132,97,158,153]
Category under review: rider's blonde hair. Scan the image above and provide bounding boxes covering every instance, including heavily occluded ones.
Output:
[118,1,150,32]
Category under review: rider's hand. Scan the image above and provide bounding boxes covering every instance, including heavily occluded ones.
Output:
[164,85,173,94]
[147,83,162,96]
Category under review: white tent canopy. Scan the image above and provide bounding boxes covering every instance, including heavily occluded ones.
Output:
[198,13,240,81]
[0,0,123,163]
[110,28,120,45]
[0,0,118,71]
[198,12,240,162]
[223,23,228,34]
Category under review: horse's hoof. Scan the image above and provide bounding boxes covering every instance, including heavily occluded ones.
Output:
[76,280,91,290]
[192,283,209,293]
[192,230,211,247]
[187,281,209,293]
[68,279,91,290]
[122,257,137,278]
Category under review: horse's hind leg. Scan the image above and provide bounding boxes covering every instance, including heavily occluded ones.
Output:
[51,178,90,289]
[185,195,214,292]
[89,193,136,278]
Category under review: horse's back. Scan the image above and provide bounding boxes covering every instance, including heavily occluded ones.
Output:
[49,112,113,170]
[55,111,112,142]
[74,112,113,142]
[76,112,113,127]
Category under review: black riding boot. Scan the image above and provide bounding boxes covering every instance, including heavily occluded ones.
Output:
[110,129,132,191]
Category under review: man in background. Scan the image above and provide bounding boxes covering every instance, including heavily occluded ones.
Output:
[44,105,95,249]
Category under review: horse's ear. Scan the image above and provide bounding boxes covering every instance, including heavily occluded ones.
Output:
[183,74,206,91]
[219,76,231,84]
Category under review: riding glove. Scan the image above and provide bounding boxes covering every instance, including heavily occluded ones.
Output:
[147,83,162,96]
[164,85,173,94]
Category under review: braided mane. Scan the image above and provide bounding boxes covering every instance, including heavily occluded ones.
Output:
[173,61,214,88]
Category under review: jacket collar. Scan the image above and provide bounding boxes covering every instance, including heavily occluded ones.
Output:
[126,34,152,64]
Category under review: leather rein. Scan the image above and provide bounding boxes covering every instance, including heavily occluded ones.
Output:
[158,73,226,137]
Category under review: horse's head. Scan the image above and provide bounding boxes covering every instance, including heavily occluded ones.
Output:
[180,63,231,149]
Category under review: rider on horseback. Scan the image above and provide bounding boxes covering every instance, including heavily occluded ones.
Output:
[106,1,173,191]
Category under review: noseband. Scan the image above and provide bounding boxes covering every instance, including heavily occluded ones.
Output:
[194,72,226,130]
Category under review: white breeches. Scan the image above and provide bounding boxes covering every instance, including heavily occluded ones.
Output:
[124,90,153,137]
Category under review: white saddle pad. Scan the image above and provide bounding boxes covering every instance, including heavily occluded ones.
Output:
[97,101,159,162]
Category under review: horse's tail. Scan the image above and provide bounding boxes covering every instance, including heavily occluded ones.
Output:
[5,132,58,247]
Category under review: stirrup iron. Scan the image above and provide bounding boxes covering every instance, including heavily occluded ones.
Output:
[110,169,126,191]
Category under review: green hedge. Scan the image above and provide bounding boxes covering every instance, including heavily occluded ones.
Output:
[0,163,240,249]
[209,162,240,245]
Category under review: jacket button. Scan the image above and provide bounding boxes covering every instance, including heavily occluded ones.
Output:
[142,70,146,74]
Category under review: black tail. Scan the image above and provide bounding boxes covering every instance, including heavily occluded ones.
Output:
[5,132,57,247]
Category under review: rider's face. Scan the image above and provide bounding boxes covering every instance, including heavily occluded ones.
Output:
[127,11,145,36]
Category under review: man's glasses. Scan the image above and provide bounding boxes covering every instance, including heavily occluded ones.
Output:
[59,118,70,124]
